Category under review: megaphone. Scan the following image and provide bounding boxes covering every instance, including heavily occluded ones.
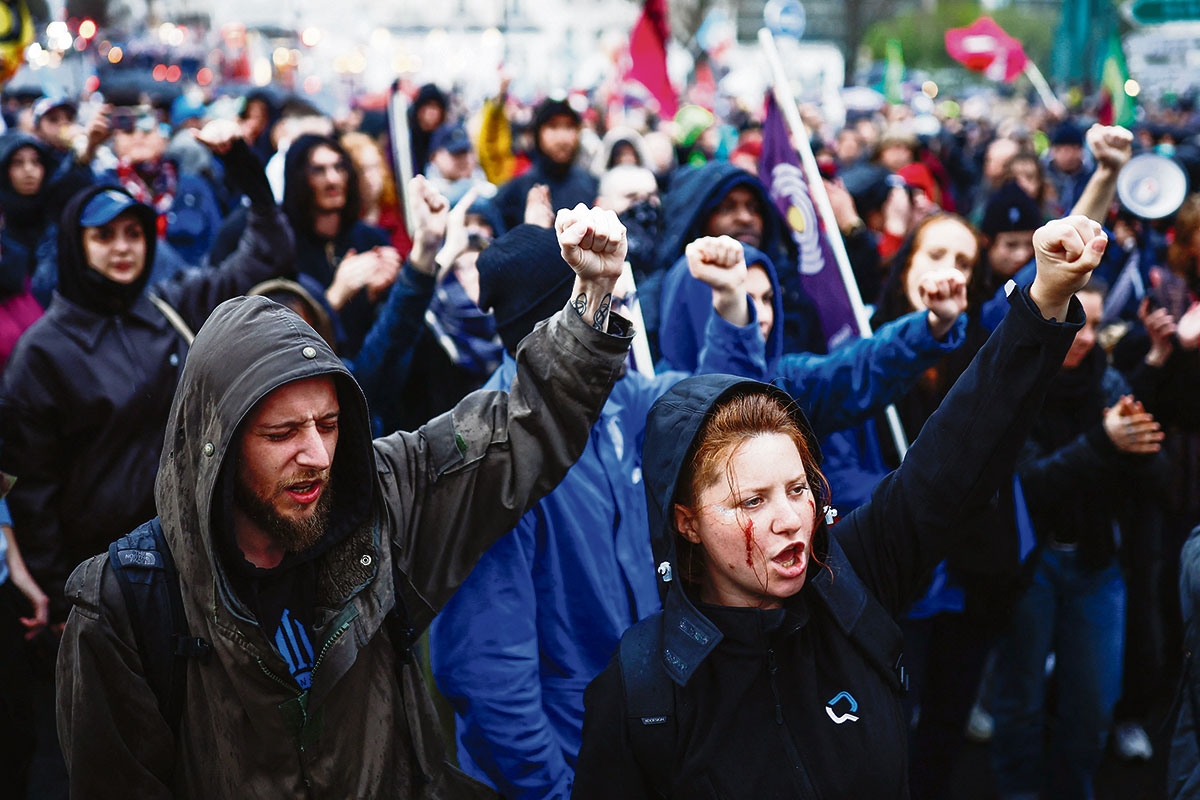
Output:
[1117,153,1189,219]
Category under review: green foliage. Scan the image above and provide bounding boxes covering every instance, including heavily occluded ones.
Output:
[862,1,1058,74]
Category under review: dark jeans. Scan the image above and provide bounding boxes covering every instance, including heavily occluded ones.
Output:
[0,580,35,795]
[991,547,1125,800]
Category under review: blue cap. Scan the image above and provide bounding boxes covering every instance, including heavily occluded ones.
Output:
[32,95,77,124]
[79,190,153,227]
[430,124,471,155]
[170,94,207,129]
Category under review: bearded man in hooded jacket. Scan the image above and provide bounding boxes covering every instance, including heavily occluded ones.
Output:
[54,202,632,799]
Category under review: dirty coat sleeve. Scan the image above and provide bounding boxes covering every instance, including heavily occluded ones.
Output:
[372,306,632,624]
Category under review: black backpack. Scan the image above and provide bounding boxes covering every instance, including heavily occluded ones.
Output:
[109,517,417,733]
[617,536,908,796]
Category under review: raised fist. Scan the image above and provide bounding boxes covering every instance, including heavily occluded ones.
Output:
[555,204,626,284]
[1031,215,1107,320]
[916,267,968,338]
[685,236,747,295]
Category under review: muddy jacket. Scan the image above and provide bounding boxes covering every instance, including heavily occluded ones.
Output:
[57,296,630,798]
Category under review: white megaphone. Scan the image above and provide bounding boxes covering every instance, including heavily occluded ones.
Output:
[1117,153,1189,219]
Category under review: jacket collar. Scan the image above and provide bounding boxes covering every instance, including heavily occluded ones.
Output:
[47,290,171,352]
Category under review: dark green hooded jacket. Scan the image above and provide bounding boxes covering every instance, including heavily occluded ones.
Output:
[57,296,630,798]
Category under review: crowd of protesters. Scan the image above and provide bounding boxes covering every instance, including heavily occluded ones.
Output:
[0,53,1199,800]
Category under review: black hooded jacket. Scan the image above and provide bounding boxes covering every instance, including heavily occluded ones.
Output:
[0,133,58,296]
[409,83,447,176]
[0,182,294,621]
[574,285,1083,799]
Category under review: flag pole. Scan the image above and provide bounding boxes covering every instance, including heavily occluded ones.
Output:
[1022,61,1065,116]
[758,27,909,459]
[388,85,417,236]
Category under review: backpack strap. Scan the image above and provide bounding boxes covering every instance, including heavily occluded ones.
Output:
[147,292,195,346]
[619,613,675,798]
[810,535,908,693]
[108,518,211,733]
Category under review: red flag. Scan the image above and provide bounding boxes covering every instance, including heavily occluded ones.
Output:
[945,17,1028,83]
[626,0,678,118]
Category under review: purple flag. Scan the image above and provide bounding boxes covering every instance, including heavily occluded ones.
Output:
[758,94,859,350]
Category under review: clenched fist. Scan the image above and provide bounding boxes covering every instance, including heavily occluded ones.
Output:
[686,236,750,327]
[1031,216,1108,321]
[915,268,968,340]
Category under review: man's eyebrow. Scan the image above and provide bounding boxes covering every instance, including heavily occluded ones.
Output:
[257,411,340,430]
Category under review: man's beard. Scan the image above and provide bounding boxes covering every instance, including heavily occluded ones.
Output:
[234,473,335,555]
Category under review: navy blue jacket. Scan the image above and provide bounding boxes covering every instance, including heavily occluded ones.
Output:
[429,309,766,800]
[658,241,965,512]
[0,186,294,622]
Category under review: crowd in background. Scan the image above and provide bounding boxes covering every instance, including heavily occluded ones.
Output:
[1,60,1200,799]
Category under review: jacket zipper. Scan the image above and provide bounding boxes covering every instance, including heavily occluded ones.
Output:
[255,659,315,793]
[309,617,353,681]
[766,646,823,798]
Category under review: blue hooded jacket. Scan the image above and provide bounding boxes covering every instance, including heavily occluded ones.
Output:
[655,161,826,359]
[658,240,967,511]
[428,307,766,800]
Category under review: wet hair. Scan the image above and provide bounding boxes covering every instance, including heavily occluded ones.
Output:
[673,391,830,592]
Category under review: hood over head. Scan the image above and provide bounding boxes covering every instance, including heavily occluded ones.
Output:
[642,374,828,680]
[155,295,376,619]
[56,185,158,315]
[655,161,794,275]
[658,242,783,372]
[593,125,651,175]
[0,132,52,214]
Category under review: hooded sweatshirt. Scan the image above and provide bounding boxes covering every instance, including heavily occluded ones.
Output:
[574,284,1083,799]
[56,296,631,798]
[655,161,824,360]
[0,182,293,621]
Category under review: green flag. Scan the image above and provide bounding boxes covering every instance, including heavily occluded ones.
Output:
[1101,34,1135,126]
[884,39,904,105]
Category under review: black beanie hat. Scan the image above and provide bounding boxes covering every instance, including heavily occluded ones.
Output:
[476,224,576,356]
[980,181,1042,237]
[534,97,581,134]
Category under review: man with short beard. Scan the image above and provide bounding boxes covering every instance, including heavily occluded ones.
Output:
[55,201,634,799]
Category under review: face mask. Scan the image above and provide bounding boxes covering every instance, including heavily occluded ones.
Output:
[619,200,662,275]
